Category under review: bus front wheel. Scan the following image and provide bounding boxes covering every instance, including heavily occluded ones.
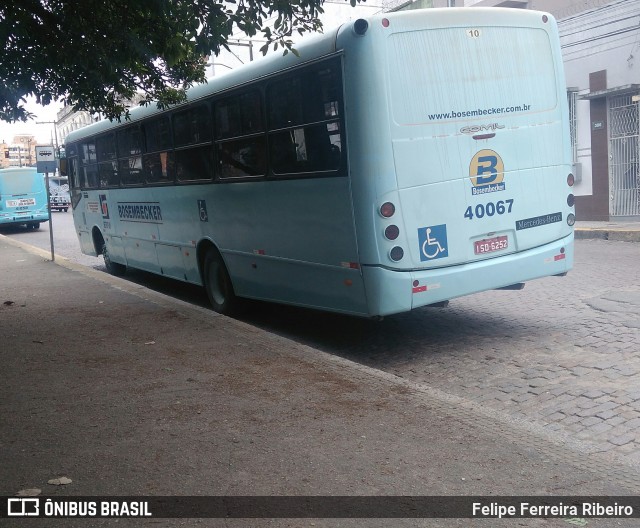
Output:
[203,249,239,316]
[102,242,126,276]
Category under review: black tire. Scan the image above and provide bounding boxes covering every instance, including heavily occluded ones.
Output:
[203,248,239,316]
[29,222,40,230]
[102,242,127,276]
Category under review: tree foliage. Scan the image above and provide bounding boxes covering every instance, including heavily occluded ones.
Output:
[1,0,359,122]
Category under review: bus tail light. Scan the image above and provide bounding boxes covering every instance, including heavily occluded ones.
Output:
[567,213,576,226]
[385,225,400,240]
[567,194,575,207]
[567,173,575,186]
[380,202,395,218]
[390,246,404,261]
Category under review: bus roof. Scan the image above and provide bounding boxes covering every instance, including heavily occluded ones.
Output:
[0,166,41,176]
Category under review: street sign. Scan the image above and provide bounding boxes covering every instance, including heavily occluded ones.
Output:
[35,146,57,173]
[35,146,57,261]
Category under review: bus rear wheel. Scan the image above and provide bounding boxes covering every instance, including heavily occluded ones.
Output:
[102,242,126,276]
[203,248,239,316]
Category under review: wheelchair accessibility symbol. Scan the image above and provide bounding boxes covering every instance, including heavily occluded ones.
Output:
[418,224,449,261]
[197,199,208,222]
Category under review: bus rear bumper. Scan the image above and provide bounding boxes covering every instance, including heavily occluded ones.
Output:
[0,213,49,226]
[362,234,574,317]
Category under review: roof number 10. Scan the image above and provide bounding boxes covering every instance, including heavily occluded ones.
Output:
[466,29,481,38]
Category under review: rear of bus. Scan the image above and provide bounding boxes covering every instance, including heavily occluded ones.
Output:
[0,167,49,229]
[339,8,574,316]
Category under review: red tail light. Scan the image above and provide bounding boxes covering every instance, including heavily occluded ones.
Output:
[385,225,400,240]
[380,202,395,218]
[390,246,404,261]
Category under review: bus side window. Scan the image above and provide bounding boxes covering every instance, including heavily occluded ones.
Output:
[142,117,174,184]
[68,157,79,189]
[215,91,266,180]
[173,104,214,181]
[143,152,175,184]
[96,134,119,187]
[80,141,99,188]
[217,136,267,179]
[267,78,303,129]
[117,127,144,186]
[269,131,298,173]
[267,59,343,176]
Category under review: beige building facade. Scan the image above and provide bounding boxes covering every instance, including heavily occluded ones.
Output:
[0,135,39,169]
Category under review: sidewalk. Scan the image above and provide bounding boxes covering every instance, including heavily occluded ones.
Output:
[1,235,639,525]
[574,220,640,242]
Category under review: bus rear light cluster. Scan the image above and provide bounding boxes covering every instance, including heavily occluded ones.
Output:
[567,194,575,207]
[389,246,404,261]
[567,213,576,226]
[567,173,575,187]
[380,202,395,218]
[380,202,403,260]
[385,225,400,240]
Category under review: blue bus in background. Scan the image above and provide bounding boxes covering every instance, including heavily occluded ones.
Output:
[0,167,49,229]
[64,8,574,317]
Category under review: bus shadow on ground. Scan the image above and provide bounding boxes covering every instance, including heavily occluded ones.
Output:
[113,267,535,369]
[0,225,39,234]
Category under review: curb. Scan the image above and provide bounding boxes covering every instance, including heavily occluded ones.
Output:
[574,229,640,242]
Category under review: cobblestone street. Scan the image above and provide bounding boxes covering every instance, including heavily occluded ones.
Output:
[244,239,640,468]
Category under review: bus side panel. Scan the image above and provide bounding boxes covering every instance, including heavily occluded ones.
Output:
[226,254,369,315]
[72,195,101,256]
[209,177,367,315]
[107,236,126,264]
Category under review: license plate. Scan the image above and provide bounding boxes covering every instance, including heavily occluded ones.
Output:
[474,235,508,255]
[7,198,35,207]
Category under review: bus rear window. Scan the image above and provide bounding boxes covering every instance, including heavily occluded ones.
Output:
[388,27,557,125]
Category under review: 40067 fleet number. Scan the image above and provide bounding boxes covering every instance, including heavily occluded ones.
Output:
[464,199,514,221]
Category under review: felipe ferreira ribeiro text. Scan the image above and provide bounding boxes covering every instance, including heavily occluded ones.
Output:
[473,502,633,518]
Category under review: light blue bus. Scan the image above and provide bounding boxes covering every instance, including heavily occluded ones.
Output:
[0,167,49,229]
[64,8,574,317]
